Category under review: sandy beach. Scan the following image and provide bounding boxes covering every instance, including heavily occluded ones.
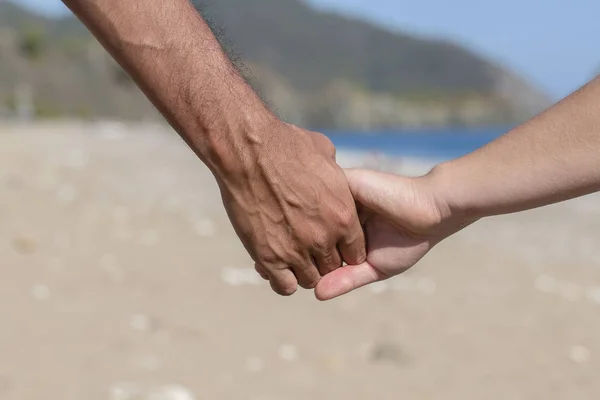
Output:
[0,121,599,399]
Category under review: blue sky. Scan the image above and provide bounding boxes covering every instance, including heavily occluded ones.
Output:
[13,0,600,100]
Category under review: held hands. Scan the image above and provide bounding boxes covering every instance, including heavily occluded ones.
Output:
[217,120,366,296]
[220,120,472,299]
[315,169,475,300]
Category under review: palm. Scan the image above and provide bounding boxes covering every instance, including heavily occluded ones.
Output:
[315,169,445,301]
[362,213,433,278]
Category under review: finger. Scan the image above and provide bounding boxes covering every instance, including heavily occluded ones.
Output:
[308,131,336,160]
[356,203,371,226]
[314,262,387,301]
[338,214,367,265]
[343,169,401,221]
[268,268,298,296]
[312,247,342,276]
[291,261,322,289]
[254,263,269,280]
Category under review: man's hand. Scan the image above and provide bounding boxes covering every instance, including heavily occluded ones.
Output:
[61,0,366,296]
[218,122,366,296]
[315,169,473,300]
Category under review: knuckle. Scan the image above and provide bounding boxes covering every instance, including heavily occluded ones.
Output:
[257,241,307,267]
[313,242,330,256]
[322,138,336,157]
[302,276,320,290]
[293,259,313,272]
[319,251,335,265]
[259,252,281,266]
[342,229,363,246]
[254,263,268,277]
[311,232,330,252]
[337,209,355,230]
[318,132,333,145]
[295,265,321,289]
[285,248,309,268]
[258,248,294,266]
[311,131,335,151]
[276,282,298,296]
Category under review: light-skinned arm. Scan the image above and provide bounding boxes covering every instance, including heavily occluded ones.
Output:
[316,76,600,300]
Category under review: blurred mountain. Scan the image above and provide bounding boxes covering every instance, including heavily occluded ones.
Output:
[0,0,551,129]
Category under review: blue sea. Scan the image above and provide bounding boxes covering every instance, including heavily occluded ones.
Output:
[326,126,510,162]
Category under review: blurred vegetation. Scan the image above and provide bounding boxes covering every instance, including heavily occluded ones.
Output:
[35,101,62,118]
[0,0,550,128]
[58,36,88,58]
[4,94,65,118]
[4,94,16,112]
[18,25,45,61]
[72,105,92,119]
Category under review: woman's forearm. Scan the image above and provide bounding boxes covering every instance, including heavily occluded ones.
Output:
[432,76,600,220]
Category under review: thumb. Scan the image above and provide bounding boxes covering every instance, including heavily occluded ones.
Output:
[314,261,387,301]
[344,169,404,222]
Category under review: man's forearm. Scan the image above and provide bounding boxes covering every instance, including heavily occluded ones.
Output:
[63,0,368,296]
[432,76,600,219]
[62,0,274,176]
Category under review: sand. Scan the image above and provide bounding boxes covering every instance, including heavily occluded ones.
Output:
[0,121,599,399]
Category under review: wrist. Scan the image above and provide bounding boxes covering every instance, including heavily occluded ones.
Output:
[180,83,280,180]
[425,160,483,229]
[206,110,279,180]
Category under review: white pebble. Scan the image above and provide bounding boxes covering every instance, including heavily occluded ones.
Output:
[557,282,583,302]
[368,281,389,294]
[97,122,126,141]
[193,218,216,238]
[569,345,591,364]
[138,230,160,247]
[56,184,77,203]
[109,384,137,400]
[586,287,600,305]
[220,268,262,286]
[129,314,152,332]
[148,385,197,400]
[109,383,196,400]
[99,131,124,142]
[245,357,265,373]
[534,274,556,294]
[392,277,414,291]
[31,284,51,301]
[278,344,298,362]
